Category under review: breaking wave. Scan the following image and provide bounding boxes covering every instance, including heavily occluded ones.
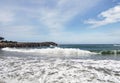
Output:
[2,47,97,57]
[100,50,120,55]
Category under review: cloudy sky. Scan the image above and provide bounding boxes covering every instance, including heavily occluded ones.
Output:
[0,0,120,44]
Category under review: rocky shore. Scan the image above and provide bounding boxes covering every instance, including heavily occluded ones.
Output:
[0,37,58,48]
[0,42,58,48]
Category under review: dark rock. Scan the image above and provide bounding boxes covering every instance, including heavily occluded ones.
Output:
[0,42,58,48]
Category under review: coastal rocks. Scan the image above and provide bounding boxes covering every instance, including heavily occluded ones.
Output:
[0,37,4,41]
[0,37,58,48]
[0,42,58,48]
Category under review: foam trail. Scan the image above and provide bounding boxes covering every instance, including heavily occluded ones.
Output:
[2,47,97,57]
[0,57,120,83]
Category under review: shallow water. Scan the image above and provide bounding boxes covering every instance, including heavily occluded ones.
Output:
[1,56,120,83]
[0,44,120,83]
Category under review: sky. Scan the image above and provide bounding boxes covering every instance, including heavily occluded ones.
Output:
[0,0,120,44]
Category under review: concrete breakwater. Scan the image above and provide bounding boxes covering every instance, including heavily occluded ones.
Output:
[0,42,58,48]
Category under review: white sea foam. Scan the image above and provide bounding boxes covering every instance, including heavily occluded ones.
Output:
[2,47,97,57]
[0,57,120,83]
[1,47,120,83]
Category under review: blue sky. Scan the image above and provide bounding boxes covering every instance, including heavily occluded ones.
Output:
[0,0,120,44]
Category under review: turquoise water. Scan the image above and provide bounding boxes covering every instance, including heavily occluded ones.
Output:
[60,44,120,51]
[60,44,120,60]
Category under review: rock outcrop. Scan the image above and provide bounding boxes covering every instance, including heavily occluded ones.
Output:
[0,42,58,48]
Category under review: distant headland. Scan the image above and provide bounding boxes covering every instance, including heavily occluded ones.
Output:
[0,37,58,48]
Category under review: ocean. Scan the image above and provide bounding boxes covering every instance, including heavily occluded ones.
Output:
[0,44,120,83]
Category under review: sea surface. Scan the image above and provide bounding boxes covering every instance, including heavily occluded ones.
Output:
[0,44,120,83]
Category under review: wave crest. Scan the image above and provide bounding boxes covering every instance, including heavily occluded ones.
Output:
[2,47,97,57]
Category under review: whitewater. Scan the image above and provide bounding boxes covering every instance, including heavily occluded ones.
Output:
[2,47,97,57]
[0,46,120,83]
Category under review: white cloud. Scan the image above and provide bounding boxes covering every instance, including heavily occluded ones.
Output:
[0,9,15,24]
[0,0,103,43]
[38,0,100,33]
[0,0,101,34]
[0,25,39,41]
[85,5,120,28]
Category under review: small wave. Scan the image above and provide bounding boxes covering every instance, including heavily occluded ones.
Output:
[2,47,97,57]
[100,50,120,55]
